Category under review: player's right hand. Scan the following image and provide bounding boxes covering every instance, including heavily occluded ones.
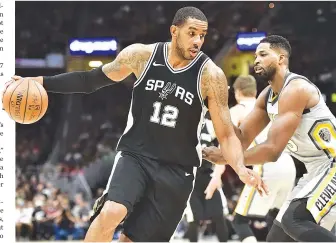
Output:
[1,76,24,109]
[1,76,41,108]
[237,167,268,196]
[1,76,20,110]
[202,146,227,164]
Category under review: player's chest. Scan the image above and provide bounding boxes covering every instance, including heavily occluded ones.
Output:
[139,77,200,107]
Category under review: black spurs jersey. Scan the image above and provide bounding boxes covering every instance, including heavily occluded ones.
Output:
[117,42,209,167]
[198,117,218,174]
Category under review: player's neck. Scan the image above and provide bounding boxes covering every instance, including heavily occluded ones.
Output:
[167,42,191,69]
[269,66,289,94]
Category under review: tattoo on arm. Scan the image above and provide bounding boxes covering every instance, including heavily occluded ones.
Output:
[205,64,230,126]
[204,62,245,173]
[102,44,151,80]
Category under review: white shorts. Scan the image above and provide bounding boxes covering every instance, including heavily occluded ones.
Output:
[235,153,296,217]
[276,162,336,230]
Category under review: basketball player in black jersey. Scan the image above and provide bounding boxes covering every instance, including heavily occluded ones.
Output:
[184,113,229,242]
[5,7,267,242]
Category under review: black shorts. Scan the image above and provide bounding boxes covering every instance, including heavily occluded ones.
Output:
[187,172,224,222]
[94,151,196,242]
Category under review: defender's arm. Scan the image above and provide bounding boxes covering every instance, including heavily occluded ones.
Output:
[244,79,309,164]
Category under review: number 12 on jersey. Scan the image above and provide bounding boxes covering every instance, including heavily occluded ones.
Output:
[150,101,179,128]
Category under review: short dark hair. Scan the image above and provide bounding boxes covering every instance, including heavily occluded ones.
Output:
[260,35,291,57]
[172,6,207,26]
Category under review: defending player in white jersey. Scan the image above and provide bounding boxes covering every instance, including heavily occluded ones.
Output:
[230,75,296,243]
[203,35,336,242]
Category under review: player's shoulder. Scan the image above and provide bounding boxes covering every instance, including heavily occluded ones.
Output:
[281,77,316,101]
[284,77,315,92]
[201,59,226,83]
[126,43,157,56]
[203,59,222,74]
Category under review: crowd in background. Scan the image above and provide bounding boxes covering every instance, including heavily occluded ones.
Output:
[15,1,336,241]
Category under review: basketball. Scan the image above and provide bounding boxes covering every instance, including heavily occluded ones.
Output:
[2,79,48,124]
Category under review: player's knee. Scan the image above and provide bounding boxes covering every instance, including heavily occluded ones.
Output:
[98,201,128,229]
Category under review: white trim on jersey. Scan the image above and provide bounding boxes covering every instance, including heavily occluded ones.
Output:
[134,43,159,87]
[195,58,210,166]
[103,151,123,194]
[115,43,159,149]
[163,42,203,74]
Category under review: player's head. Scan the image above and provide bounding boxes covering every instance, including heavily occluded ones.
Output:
[170,7,208,60]
[233,75,257,102]
[254,35,291,82]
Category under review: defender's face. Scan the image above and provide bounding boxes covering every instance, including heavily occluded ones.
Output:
[254,43,278,80]
[174,18,208,60]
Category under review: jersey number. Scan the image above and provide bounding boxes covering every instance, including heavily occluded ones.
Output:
[150,101,179,128]
[308,119,336,158]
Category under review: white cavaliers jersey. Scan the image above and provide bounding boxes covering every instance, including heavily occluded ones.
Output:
[234,100,295,180]
[266,72,336,175]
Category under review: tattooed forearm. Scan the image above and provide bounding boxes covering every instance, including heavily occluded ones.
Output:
[204,61,246,173]
[102,43,152,81]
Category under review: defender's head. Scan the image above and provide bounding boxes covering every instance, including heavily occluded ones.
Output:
[254,35,291,82]
[233,75,257,102]
[170,7,208,60]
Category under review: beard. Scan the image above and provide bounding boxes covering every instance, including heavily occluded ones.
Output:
[255,63,277,84]
[176,36,193,60]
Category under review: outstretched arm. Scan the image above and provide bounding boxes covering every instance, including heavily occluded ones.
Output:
[202,61,245,174]
[8,43,154,94]
[243,79,309,164]
[202,61,268,195]
[203,87,270,164]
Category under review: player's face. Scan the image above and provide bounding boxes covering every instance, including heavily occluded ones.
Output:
[174,18,208,60]
[254,43,278,81]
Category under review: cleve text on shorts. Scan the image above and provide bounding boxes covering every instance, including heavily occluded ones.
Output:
[315,173,336,211]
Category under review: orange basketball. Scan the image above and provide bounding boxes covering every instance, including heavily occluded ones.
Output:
[2,79,48,124]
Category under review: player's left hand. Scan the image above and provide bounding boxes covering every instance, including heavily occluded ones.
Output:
[202,146,226,164]
[237,167,269,196]
[204,176,222,200]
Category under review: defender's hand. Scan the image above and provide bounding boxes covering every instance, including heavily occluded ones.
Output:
[202,146,227,164]
[237,167,268,196]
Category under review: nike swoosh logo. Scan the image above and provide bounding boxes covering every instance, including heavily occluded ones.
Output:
[185,173,191,176]
[153,62,165,67]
